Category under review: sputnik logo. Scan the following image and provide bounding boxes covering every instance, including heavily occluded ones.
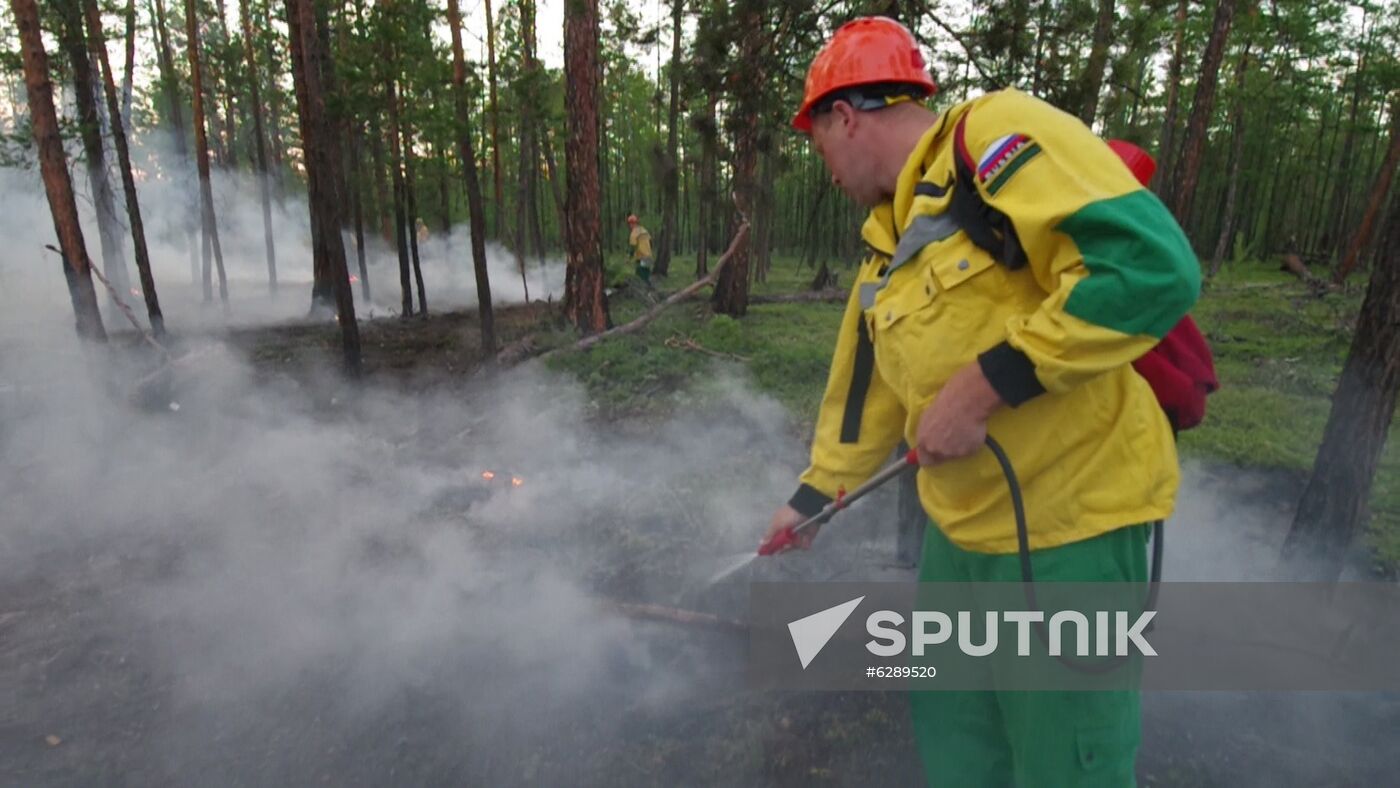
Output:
[787,596,864,669]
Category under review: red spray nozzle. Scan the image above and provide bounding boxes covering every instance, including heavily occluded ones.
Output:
[757,526,796,556]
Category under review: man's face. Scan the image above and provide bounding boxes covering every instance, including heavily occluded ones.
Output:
[810,103,883,207]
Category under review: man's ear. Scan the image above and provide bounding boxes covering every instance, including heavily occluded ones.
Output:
[830,100,859,137]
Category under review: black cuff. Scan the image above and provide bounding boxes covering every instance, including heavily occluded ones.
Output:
[978,341,1046,407]
[788,484,833,518]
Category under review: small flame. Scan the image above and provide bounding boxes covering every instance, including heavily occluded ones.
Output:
[349,274,360,283]
[481,471,496,481]
[129,288,140,296]
[511,477,524,488]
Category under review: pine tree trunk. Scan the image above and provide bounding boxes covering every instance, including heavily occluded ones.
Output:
[241,0,278,294]
[1078,0,1115,126]
[350,128,371,302]
[713,2,763,317]
[539,125,567,244]
[403,122,428,316]
[12,0,106,341]
[1282,193,1400,581]
[447,0,496,351]
[152,0,201,285]
[369,114,391,241]
[1326,49,1370,261]
[57,2,130,295]
[386,74,413,318]
[184,0,229,306]
[120,0,135,128]
[562,0,608,333]
[263,32,287,193]
[696,91,717,278]
[1169,0,1237,232]
[83,0,164,335]
[654,0,683,278]
[1209,43,1252,275]
[1334,99,1400,285]
[485,0,503,238]
[286,0,361,374]
[1155,0,1189,199]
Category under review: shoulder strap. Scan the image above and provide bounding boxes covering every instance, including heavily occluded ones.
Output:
[946,112,1030,271]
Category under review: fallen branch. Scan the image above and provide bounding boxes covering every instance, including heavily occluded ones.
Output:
[45,244,168,359]
[560,221,750,356]
[663,333,751,362]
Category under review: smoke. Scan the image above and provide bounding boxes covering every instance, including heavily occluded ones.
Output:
[0,128,560,340]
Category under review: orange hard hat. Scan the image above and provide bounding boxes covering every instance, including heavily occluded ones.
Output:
[1106,140,1156,186]
[791,17,936,133]
[626,214,639,224]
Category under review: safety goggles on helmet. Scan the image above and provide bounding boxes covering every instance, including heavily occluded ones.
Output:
[808,83,929,123]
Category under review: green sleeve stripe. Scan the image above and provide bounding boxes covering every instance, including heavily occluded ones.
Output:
[986,144,1042,196]
[1060,189,1201,338]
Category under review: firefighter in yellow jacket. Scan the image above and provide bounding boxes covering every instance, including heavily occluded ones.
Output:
[763,17,1200,787]
[626,214,654,284]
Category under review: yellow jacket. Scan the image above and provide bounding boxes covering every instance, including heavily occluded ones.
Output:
[629,225,653,262]
[792,89,1200,554]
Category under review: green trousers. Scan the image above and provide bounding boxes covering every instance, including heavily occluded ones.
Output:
[910,522,1148,788]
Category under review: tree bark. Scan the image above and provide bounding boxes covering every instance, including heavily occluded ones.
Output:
[120,0,135,128]
[241,0,278,294]
[83,0,164,335]
[654,0,684,277]
[403,122,428,316]
[696,92,716,278]
[14,0,105,340]
[152,0,200,285]
[1326,15,1372,256]
[447,0,496,352]
[1169,0,1237,232]
[1078,0,1115,126]
[368,114,391,241]
[484,0,503,238]
[184,0,229,305]
[57,1,130,295]
[380,21,413,318]
[1155,0,1189,200]
[1334,99,1400,285]
[1282,193,1400,581]
[1209,43,1253,275]
[350,129,371,302]
[539,125,567,242]
[285,0,361,375]
[712,2,764,317]
[562,0,609,333]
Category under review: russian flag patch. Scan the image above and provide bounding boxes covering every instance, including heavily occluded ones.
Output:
[977,134,1042,195]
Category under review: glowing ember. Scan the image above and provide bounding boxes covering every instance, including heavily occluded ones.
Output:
[481,471,496,481]
[349,274,360,283]
[511,477,524,488]
[129,288,140,296]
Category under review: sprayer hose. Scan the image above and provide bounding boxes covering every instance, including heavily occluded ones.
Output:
[982,435,1163,674]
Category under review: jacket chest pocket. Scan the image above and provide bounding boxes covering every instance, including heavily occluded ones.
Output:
[874,239,1005,400]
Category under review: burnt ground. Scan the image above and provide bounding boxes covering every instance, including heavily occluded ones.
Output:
[2,309,1397,787]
